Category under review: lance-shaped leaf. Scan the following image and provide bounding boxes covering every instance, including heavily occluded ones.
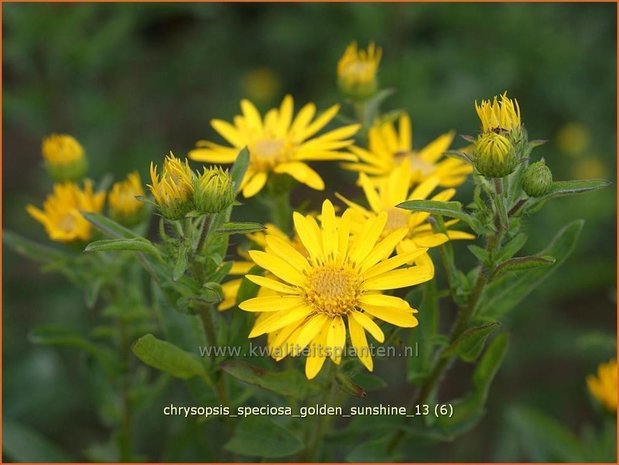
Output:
[434,333,509,438]
[230,147,250,192]
[224,416,304,458]
[216,222,265,235]
[490,255,555,280]
[496,232,528,261]
[132,334,205,379]
[3,230,68,264]
[173,244,190,281]
[85,237,162,259]
[397,199,483,234]
[82,212,138,239]
[443,322,500,362]
[478,220,583,320]
[221,361,320,399]
[545,179,611,198]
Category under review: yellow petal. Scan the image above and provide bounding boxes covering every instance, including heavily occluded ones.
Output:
[211,119,245,147]
[274,162,324,190]
[359,227,409,273]
[289,314,329,353]
[248,250,306,286]
[347,314,373,371]
[363,248,429,279]
[363,266,433,291]
[359,293,411,309]
[321,199,337,258]
[239,295,303,312]
[240,99,263,130]
[293,212,323,259]
[349,310,384,343]
[246,275,299,295]
[326,316,346,364]
[296,104,339,140]
[361,304,419,328]
[305,327,328,380]
[349,212,387,265]
[398,113,412,150]
[265,235,309,272]
[242,171,268,197]
[249,305,312,338]
[413,233,448,248]
[290,103,316,138]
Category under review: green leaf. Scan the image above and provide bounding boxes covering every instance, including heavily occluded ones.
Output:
[82,212,138,239]
[435,333,509,438]
[478,220,583,320]
[216,222,265,235]
[85,238,161,259]
[346,435,399,462]
[490,255,555,279]
[507,406,585,461]
[336,371,367,397]
[30,325,101,357]
[545,179,611,198]
[496,232,528,261]
[408,280,439,384]
[173,244,190,281]
[350,372,388,391]
[230,147,250,192]
[468,244,490,264]
[224,416,304,458]
[3,230,68,264]
[132,334,205,379]
[221,361,320,399]
[397,199,482,233]
[444,322,500,362]
[362,89,396,126]
[3,420,74,462]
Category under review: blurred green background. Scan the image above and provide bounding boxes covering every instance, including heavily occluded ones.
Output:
[3,3,616,462]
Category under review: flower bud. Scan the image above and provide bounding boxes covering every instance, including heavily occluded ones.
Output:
[194,167,235,214]
[337,42,381,101]
[148,153,194,220]
[109,171,146,226]
[42,134,87,182]
[521,160,553,197]
[473,132,516,178]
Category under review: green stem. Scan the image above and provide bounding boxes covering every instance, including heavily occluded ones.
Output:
[268,189,292,232]
[388,179,506,453]
[117,318,134,462]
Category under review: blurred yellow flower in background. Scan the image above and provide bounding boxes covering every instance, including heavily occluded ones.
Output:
[475,92,521,134]
[42,134,87,182]
[586,359,617,413]
[148,153,194,220]
[239,199,433,379]
[338,161,474,257]
[108,171,146,226]
[26,180,105,242]
[556,122,590,157]
[342,113,472,188]
[241,67,281,104]
[337,42,382,99]
[189,95,360,198]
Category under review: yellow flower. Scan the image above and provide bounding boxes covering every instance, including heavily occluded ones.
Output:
[239,199,434,379]
[342,113,472,188]
[108,171,146,226]
[26,180,105,243]
[338,161,474,256]
[587,359,617,413]
[475,92,521,134]
[189,95,360,198]
[148,153,194,220]
[337,42,382,99]
[41,134,87,182]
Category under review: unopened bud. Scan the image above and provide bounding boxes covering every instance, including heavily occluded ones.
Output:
[473,132,516,178]
[521,160,553,197]
[194,167,235,214]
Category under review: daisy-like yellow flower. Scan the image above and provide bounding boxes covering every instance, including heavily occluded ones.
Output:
[42,134,87,182]
[587,359,617,413]
[342,113,472,188]
[338,161,475,256]
[188,95,360,198]
[148,153,194,220]
[26,180,105,243]
[475,92,521,134]
[108,171,146,226]
[337,42,382,99]
[239,199,434,379]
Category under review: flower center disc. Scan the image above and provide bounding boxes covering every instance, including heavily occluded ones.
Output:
[397,151,435,177]
[305,266,360,317]
[251,138,287,170]
[58,212,78,232]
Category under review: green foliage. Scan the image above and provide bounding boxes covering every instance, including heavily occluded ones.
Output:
[132,334,206,380]
[224,417,304,458]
